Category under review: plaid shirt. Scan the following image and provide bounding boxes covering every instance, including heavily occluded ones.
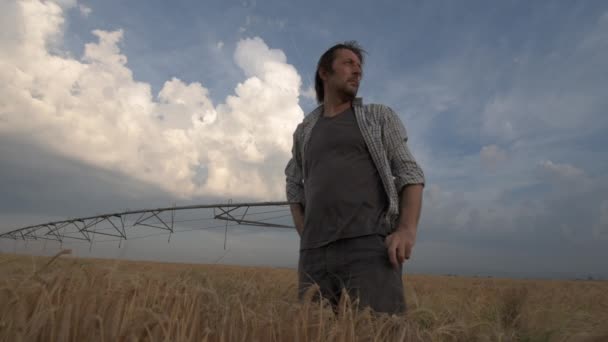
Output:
[285,97,425,234]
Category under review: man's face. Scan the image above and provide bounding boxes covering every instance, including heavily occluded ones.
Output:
[321,48,363,100]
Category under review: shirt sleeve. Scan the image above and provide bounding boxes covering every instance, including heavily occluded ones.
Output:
[284,124,306,207]
[382,106,425,192]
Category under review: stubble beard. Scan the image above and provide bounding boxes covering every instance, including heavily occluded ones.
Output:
[325,74,359,102]
[339,82,358,101]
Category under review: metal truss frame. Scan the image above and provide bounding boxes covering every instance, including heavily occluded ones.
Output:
[0,201,295,243]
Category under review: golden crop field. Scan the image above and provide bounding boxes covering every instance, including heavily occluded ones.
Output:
[0,251,606,341]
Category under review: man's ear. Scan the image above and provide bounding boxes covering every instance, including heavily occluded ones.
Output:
[318,67,328,82]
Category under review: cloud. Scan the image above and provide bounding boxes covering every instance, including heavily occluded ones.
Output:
[0,134,174,218]
[0,0,304,200]
[479,13,608,146]
[243,14,287,32]
[421,184,469,232]
[538,160,585,180]
[373,8,608,250]
[480,99,517,143]
[52,0,78,9]
[241,0,256,9]
[377,8,608,156]
[300,85,316,101]
[480,144,507,171]
[78,4,91,17]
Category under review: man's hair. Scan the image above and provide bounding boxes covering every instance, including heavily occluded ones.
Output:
[314,41,367,104]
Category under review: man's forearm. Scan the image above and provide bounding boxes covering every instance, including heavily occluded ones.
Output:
[290,203,305,237]
[396,184,423,235]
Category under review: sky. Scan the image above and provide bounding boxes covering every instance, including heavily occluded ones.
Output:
[1,0,607,279]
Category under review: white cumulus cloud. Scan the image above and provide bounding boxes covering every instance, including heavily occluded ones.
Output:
[0,0,304,200]
[78,4,91,17]
[538,160,585,180]
[300,85,316,101]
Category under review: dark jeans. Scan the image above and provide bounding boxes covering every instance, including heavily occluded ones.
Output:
[297,234,406,315]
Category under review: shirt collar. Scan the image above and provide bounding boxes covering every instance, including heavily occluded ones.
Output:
[310,97,363,117]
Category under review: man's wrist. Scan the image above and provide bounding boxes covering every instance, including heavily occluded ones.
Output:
[396,224,417,236]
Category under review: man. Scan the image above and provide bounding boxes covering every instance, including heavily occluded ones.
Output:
[285,41,425,315]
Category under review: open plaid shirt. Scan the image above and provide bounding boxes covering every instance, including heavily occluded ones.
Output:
[285,97,425,234]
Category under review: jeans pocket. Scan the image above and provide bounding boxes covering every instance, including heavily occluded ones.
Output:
[356,234,388,256]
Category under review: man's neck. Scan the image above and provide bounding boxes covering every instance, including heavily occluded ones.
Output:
[322,95,352,118]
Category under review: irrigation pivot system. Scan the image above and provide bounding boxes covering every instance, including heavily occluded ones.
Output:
[0,201,296,247]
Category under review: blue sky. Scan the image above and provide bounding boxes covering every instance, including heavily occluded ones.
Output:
[1,0,607,279]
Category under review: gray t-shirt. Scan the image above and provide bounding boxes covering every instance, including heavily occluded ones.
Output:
[301,107,388,250]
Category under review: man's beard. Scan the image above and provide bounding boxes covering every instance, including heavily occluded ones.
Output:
[338,83,358,101]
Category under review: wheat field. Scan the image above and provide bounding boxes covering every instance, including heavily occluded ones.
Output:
[0,251,606,341]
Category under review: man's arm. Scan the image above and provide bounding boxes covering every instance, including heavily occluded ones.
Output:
[382,106,425,190]
[290,204,305,237]
[285,125,306,237]
[389,184,423,262]
[396,184,423,234]
[382,106,425,269]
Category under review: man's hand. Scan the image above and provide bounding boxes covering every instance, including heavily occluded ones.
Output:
[385,227,416,270]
